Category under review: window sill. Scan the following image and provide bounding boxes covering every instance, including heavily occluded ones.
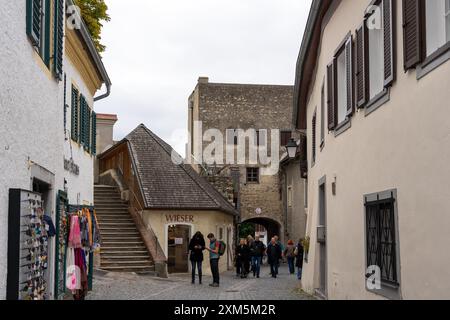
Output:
[366,281,401,300]
[364,88,390,117]
[417,43,450,80]
[334,118,351,137]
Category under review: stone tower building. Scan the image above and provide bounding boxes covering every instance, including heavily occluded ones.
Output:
[187,77,300,243]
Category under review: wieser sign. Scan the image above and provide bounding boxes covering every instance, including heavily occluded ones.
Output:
[166,214,194,223]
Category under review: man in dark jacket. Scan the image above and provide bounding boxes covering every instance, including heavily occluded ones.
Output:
[236,239,251,278]
[188,232,205,284]
[267,237,282,278]
[296,239,305,280]
[250,235,266,278]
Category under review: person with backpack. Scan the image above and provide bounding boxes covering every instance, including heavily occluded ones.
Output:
[236,238,250,278]
[188,231,205,284]
[250,235,266,278]
[205,233,224,287]
[284,239,296,275]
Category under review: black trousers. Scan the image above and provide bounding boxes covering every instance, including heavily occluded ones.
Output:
[210,258,220,284]
[191,260,202,282]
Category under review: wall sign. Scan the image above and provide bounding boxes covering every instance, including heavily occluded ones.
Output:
[64,157,79,176]
[166,214,194,223]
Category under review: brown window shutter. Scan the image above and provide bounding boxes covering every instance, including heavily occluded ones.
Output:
[327,62,336,131]
[402,0,425,71]
[345,36,354,117]
[383,0,396,87]
[312,111,317,163]
[355,22,368,108]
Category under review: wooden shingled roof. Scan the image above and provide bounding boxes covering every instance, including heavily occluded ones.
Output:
[122,124,238,216]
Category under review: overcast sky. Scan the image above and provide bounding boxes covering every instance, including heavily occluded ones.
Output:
[94,0,312,156]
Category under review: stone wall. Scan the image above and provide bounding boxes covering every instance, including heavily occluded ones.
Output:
[205,175,235,207]
[188,78,298,242]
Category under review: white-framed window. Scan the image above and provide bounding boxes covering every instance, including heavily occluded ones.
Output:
[336,50,348,125]
[426,0,450,56]
[217,226,224,240]
[287,186,293,207]
[368,8,385,99]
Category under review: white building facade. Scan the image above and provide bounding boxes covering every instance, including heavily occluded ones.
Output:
[293,0,450,299]
[0,0,110,300]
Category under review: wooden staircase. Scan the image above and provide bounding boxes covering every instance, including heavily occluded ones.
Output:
[94,185,155,273]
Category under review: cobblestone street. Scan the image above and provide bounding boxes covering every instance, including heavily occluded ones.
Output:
[87,264,315,300]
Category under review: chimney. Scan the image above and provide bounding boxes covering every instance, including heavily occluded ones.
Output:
[198,76,209,84]
[96,113,118,154]
[94,113,118,184]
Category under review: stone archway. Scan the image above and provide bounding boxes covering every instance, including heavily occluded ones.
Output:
[241,217,283,245]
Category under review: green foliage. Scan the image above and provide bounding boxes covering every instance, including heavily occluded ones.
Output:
[74,0,110,53]
[239,223,255,239]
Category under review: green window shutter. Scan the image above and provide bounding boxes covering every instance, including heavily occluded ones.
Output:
[26,0,42,46]
[79,95,86,146]
[53,0,64,80]
[91,112,97,155]
[85,107,91,152]
[71,86,79,142]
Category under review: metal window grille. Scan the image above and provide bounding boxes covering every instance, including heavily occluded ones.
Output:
[365,194,398,286]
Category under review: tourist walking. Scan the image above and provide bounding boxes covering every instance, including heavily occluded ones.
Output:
[205,233,221,287]
[250,235,266,278]
[295,239,305,280]
[236,239,250,278]
[284,240,296,275]
[188,231,205,284]
[274,235,284,273]
[247,235,255,274]
[267,237,282,278]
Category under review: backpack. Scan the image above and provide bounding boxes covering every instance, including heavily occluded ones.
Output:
[218,240,226,256]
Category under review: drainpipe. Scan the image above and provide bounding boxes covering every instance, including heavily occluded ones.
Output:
[94,82,111,102]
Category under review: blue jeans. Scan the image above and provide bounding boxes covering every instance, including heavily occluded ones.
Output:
[287,257,295,274]
[251,256,262,277]
[191,260,202,282]
[297,267,302,280]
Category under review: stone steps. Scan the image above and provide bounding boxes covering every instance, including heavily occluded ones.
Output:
[94,185,155,273]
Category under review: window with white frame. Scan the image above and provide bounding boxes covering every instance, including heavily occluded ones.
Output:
[368,8,385,99]
[287,186,293,207]
[336,50,348,125]
[426,0,450,57]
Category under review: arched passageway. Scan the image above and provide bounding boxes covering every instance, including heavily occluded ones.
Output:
[240,217,282,245]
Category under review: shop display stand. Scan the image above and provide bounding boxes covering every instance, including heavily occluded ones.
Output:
[7,189,49,300]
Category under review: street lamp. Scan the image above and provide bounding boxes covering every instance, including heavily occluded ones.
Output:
[285,138,298,159]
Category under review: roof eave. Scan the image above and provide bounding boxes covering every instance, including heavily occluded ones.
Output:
[293,0,332,130]
[66,0,112,101]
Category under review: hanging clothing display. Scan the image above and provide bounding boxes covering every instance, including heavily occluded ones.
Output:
[65,207,101,300]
